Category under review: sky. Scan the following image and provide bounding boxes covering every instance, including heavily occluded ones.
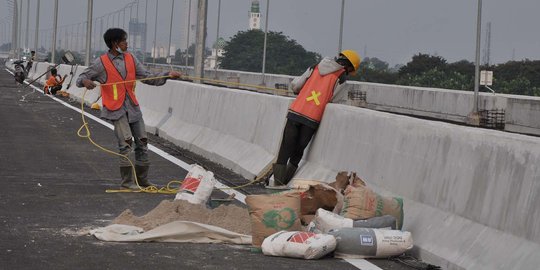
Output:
[1,0,539,66]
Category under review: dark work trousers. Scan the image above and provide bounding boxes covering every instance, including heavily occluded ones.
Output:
[276,119,317,167]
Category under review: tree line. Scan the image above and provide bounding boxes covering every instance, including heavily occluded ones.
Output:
[219,30,540,97]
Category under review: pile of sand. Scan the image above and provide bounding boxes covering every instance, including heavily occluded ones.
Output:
[112,199,251,235]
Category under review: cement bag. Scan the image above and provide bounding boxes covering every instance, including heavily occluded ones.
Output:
[175,164,216,204]
[298,184,341,216]
[308,209,398,233]
[340,185,404,229]
[246,193,302,247]
[308,208,353,233]
[329,227,413,259]
[262,231,336,259]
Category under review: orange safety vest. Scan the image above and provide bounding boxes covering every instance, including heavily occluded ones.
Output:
[289,66,344,122]
[45,75,61,87]
[100,52,138,111]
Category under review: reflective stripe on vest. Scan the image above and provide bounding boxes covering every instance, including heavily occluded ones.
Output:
[100,52,138,111]
[289,66,344,122]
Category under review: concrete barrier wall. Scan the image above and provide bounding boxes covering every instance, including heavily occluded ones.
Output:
[135,82,174,134]
[294,104,540,269]
[58,64,102,106]
[504,95,540,135]
[352,81,508,122]
[151,81,291,179]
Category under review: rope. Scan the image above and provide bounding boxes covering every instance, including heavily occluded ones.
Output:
[78,75,274,194]
[77,87,178,194]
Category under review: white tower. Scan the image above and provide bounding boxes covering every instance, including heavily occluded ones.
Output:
[249,0,261,30]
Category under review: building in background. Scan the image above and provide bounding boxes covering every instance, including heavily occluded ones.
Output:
[206,37,226,68]
[249,0,261,30]
[129,18,147,54]
[151,44,175,59]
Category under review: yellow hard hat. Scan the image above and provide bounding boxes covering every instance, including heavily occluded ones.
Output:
[340,50,361,75]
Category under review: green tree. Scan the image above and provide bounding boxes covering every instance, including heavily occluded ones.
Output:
[397,68,470,90]
[356,57,398,84]
[398,53,447,77]
[220,30,321,76]
[174,44,211,66]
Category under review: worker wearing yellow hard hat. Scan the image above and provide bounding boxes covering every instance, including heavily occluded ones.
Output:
[268,50,361,189]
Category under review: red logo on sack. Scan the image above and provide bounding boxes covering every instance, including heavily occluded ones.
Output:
[288,232,316,243]
[181,177,201,194]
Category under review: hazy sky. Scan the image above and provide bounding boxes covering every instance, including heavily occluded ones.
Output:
[1,0,539,66]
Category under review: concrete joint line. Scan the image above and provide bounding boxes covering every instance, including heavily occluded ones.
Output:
[155,107,173,136]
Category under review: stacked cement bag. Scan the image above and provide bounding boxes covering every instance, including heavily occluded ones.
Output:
[246,193,302,247]
[175,164,216,204]
[334,172,404,230]
[308,208,397,233]
[282,182,344,225]
[329,228,413,259]
[261,231,336,259]
[254,172,411,260]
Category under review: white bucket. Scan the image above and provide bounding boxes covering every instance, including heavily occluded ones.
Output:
[174,164,216,204]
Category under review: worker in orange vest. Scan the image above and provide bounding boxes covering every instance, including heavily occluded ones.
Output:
[44,68,67,95]
[271,50,361,188]
[76,28,181,189]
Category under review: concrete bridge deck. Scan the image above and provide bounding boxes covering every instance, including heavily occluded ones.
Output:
[0,69,415,269]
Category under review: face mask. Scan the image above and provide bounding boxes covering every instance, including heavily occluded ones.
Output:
[115,46,124,54]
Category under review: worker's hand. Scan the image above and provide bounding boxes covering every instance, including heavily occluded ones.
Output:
[82,79,97,89]
[63,74,68,79]
[168,71,182,79]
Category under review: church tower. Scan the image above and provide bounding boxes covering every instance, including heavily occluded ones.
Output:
[249,1,261,30]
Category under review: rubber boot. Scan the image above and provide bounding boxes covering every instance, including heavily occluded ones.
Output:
[120,166,137,189]
[135,165,156,187]
[284,163,298,184]
[271,163,288,186]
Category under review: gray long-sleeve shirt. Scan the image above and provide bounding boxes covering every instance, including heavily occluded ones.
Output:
[76,51,169,122]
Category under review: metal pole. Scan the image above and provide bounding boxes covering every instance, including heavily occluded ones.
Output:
[11,0,18,58]
[142,0,148,63]
[18,0,22,58]
[92,18,97,54]
[135,0,140,52]
[25,0,29,50]
[85,0,93,65]
[34,0,40,53]
[193,0,207,83]
[185,0,191,66]
[100,17,104,52]
[261,0,269,84]
[129,4,133,46]
[152,0,158,64]
[51,0,58,63]
[71,24,75,51]
[167,0,175,63]
[473,0,482,113]
[123,7,126,29]
[338,0,344,53]
[214,0,221,74]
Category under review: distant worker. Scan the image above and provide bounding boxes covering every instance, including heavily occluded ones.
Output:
[44,68,67,95]
[76,28,181,190]
[271,50,361,188]
[26,50,36,72]
[13,60,26,84]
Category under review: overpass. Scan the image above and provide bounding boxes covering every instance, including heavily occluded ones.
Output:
[4,59,540,270]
